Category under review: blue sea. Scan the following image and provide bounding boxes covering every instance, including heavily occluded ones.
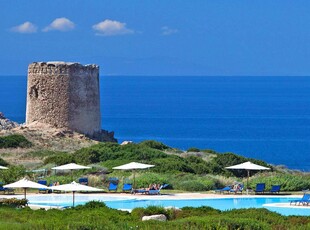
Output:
[1,76,310,171]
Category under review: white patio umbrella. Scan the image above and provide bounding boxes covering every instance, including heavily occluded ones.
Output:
[52,163,91,179]
[113,162,155,189]
[225,161,270,190]
[4,178,48,199]
[49,181,102,207]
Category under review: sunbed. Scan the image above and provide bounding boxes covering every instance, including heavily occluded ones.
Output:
[269,185,281,194]
[122,183,132,193]
[132,188,147,194]
[290,193,310,206]
[255,183,265,194]
[79,177,88,185]
[147,184,169,195]
[0,182,14,194]
[38,180,48,193]
[215,186,232,194]
[230,183,244,194]
[108,178,119,192]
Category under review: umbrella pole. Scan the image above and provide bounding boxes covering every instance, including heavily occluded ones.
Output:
[73,191,75,207]
[247,170,250,191]
[24,188,27,199]
[133,169,136,190]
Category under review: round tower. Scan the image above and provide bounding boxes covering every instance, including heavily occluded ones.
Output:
[26,61,101,137]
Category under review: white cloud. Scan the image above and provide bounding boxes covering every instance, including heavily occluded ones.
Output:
[92,19,134,36]
[43,17,75,32]
[161,26,178,36]
[11,22,37,33]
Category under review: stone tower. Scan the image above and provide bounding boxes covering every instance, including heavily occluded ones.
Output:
[26,61,103,138]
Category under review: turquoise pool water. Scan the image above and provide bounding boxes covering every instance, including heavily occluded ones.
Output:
[27,195,310,216]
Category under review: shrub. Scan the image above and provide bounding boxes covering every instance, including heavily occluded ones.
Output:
[73,148,101,165]
[176,180,207,191]
[249,172,310,191]
[76,201,108,209]
[0,157,8,167]
[0,135,32,148]
[0,198,28,207]
[44,153,73,165]
[176,206,221,219]
[0,165,27,183]
[135,172,169,188]
[187,147,200,152]
[209,152,272,177]
[201,149,217,154]
[140,140,170,151]
[151,157,195,173]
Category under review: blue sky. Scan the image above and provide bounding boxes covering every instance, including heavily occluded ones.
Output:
[1,0,310,76]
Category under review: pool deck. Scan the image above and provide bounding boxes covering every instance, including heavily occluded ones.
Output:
[0,192,307,210]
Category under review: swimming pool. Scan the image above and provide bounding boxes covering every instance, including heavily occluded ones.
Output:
[25,194,310,216]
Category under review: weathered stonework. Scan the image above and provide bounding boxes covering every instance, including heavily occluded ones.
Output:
[26,62,115,142]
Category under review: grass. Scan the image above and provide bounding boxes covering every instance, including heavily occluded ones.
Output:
[0,202,309,229]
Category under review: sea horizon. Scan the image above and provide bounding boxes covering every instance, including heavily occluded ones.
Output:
[1,75,310,171]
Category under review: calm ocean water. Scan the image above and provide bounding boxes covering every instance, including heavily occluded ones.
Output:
[1,76,310,171]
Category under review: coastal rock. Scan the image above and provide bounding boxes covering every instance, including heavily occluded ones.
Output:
[164,206,181,211]
[121,141,133,145]
[0,112,19,130]
[142,214,167,221]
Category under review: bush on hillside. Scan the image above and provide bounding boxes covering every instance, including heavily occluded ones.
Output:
[135,172,169,188]
[140,140,170,151]
[187,147,200,152]
[44,153,73,165]
[151,157,195,173]
[210,152,272,177]
[176,181,207,191]
[0,157,8,167]
[0,165,27,183]
[0,135,32,148]
[249,173,310,191]
[201,149,217,154]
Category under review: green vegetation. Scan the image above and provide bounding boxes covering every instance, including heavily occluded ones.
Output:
[0,201,309,229]
[0,134,32,148]
[37,140,310,192]
[187,147,200,152]
[249,172,310,191]
[0,165,27,183]
[0,137,309,192]
[0,198,27,208]
[0,137,310,228]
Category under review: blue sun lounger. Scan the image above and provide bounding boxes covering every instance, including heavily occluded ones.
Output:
[269,185,281,194]
[215,186,232,194]
[132,188,147,194]
[79,177,88,185]
[147,184,169,195]
[0,182,14,194]
[122,183,132,192]
[290,193,310,206]
[255,183,266,194]
[108,178,119,192]
[38,180,48,193]
[229,183,244,194]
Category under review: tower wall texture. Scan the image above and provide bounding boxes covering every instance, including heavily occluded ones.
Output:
[26,62,101,137]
